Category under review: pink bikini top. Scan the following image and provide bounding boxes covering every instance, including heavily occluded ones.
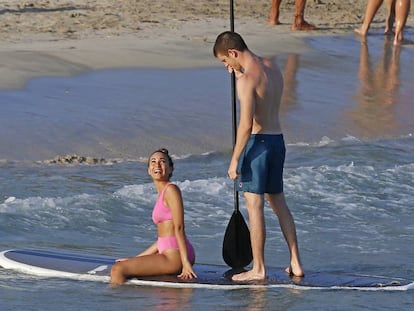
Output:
[152,183,173,224]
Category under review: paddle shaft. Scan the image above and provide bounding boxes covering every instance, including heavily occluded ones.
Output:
[230,0,239,212]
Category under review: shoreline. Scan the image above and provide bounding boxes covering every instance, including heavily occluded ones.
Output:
[0,18,314,90]
[1,1,413,162]
[1,0,411,89]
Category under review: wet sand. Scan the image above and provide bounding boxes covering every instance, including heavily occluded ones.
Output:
[0,1,413,161]
[1,0,412,89]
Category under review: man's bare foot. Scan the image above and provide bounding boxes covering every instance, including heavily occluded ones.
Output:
[291,21,317,31]
[285,265,304,278]
[232,270,265,282]
[268,19,281,25]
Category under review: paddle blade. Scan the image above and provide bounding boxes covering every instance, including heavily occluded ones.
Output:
[222,210,253,268]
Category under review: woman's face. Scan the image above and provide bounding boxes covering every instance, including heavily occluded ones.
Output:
[148,152,172,181]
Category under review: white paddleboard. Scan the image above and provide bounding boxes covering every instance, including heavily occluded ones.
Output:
[1,248,413,291]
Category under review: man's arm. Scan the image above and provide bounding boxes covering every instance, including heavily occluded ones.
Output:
[228,75,256,180]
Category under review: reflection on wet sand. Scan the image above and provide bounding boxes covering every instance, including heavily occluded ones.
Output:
[243,286,304,310]
[275,38,411,142]
[268,37,414,143]
[244,287,267,310]
[281,53,300,112]
[347,38,402,137]
[143,287,193,311]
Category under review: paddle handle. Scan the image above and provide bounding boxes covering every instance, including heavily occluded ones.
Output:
[230,0,235,32]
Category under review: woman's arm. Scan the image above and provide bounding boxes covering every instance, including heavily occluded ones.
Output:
[115,242,158,262]
[165,184,197,279]
[137,241,158,257]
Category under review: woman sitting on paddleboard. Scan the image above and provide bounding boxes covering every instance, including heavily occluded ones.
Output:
[110,148,197,286]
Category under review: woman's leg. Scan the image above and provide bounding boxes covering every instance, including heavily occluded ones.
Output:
[355,0,385,36]
[385,0,396,34]
[110,250,182,286]
[394,0,411,45]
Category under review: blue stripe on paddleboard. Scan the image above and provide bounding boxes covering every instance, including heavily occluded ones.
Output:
[7,249,115,265]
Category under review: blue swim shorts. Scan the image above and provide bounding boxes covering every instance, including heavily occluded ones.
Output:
[237,134,286,194]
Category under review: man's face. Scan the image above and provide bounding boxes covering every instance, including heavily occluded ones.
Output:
[217,49,241,73]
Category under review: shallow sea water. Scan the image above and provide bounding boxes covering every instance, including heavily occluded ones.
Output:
[1,35,413,310]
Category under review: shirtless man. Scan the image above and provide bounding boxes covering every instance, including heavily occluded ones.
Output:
[213,31,304,281]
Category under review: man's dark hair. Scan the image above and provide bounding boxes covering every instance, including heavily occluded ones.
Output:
[213,31,248,57]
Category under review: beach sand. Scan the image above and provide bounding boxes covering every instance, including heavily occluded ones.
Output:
[1,0,411,89]
[0,1,413,161]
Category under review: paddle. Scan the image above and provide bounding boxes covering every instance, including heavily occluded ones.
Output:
[222,0,253,269]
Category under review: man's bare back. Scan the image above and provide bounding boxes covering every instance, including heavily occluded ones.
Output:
[238,57,284,135]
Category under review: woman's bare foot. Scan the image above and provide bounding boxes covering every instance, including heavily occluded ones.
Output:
[394,31,404,46]
[232,270,265,282]
[394,37,413,46]
[384,28,395,35]
[354,27,368,37]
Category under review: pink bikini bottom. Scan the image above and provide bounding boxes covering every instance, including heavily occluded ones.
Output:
[157,236,195,263]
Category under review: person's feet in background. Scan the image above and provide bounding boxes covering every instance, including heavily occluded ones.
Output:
[354,0,395,37]
[268,0,317,31]
[393,0,411,45]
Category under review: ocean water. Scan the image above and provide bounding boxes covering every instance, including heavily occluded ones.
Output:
[1,35,414,310]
